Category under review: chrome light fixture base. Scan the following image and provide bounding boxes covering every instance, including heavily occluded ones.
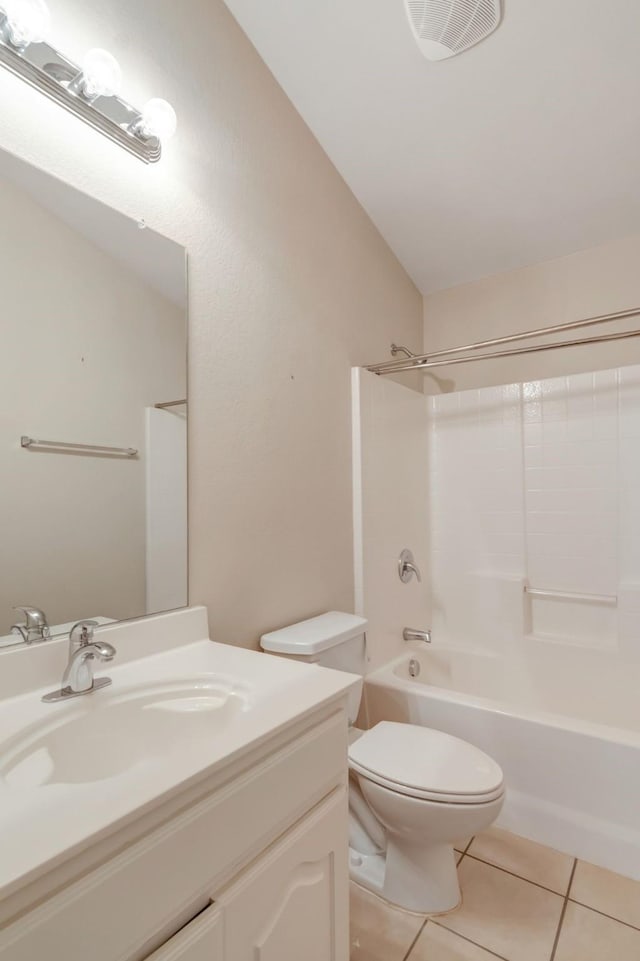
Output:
[0,10,162,163]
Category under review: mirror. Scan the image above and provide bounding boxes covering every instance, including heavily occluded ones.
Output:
[0,147,187,647]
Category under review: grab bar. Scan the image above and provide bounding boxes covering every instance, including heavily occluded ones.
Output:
[524,586,617,606]
[21,436,138,457]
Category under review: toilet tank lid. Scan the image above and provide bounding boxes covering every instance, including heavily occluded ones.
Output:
[260,611,368,655]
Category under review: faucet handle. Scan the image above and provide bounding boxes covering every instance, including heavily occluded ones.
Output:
[398,549,422,584]
[13,605,48,628]
[11,606,50,642]
[69,620,100,649]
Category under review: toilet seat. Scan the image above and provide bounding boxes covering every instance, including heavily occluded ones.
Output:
[348,721,504,804]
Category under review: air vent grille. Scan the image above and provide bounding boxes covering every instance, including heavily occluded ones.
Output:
[405,0,501,59]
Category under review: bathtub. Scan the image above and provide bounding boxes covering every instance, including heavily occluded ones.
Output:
[363,645,640,880]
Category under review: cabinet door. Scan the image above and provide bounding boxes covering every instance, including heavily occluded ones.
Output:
[220,789,349,961]
[143,903,223,961]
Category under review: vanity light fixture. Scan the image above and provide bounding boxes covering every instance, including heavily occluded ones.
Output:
[0,0,177,162]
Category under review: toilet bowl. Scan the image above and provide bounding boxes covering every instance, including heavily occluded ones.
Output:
[348,722,504,913]
[260,612,505,914]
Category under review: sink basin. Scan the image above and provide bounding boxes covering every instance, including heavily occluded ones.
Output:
[1,676,252,789]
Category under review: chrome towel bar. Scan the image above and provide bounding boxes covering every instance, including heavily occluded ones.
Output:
[21,436,138,457]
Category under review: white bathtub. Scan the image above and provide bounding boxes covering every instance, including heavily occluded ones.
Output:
[364,645,640,880]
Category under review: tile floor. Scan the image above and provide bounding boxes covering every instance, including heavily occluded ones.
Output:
[350,827,640,961]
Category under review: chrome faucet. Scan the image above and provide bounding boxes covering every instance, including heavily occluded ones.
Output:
[11,605,50,643]
[42,620,116,703]
[403,627,432,644]
[398,549,422,584]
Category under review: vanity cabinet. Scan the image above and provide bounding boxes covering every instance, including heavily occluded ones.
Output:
[0,704,350,961]
[146,789,347,961]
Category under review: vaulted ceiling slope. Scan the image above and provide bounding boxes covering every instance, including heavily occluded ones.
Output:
[223,0,640,294]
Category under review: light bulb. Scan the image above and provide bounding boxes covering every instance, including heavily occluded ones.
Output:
[139,98,177,140]
[3,0,51,48]
[80,48,122,99]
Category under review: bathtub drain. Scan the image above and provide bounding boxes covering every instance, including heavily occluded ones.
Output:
[408,658,420,678]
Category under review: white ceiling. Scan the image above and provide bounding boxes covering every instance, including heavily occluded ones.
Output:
[224,0,640,294]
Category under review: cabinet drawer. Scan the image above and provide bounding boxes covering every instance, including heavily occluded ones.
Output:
[143,903,223,961]
[0,709,347,961]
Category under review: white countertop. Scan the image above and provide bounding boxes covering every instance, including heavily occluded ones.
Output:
[0,609,358,903]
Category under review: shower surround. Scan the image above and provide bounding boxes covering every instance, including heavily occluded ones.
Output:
[430,365,640,657]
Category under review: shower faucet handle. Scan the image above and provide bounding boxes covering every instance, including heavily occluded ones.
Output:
[398,549,422,583]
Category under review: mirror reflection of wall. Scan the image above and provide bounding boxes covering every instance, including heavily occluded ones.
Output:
[0,148,187,640]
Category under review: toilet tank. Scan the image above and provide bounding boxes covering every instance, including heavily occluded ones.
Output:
[260,611,368,723]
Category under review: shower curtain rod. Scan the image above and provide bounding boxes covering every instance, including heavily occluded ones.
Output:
[365,306,640,375]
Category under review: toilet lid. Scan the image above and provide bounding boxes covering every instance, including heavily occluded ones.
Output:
[348,722,504,804]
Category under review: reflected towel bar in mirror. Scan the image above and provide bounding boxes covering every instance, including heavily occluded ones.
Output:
[154,399,187,409]
[21,436,138,457]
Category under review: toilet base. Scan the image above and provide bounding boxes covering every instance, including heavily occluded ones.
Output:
[349,848,386,896]
[348,843,461,915]
[385,837,460,913]
[355,776,505,914]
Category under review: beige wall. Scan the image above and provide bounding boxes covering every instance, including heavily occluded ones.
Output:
[0,177,185,632]
[0,0,422,648]
[423,234,640,394]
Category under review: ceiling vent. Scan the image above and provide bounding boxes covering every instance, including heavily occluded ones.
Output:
[404,0,502,60]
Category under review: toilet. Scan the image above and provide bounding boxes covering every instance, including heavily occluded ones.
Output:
[261,611,505,914]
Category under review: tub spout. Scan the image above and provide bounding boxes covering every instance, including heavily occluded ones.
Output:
[403,628,431,644]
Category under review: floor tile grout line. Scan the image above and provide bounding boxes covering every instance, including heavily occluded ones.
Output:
[463,852,572,898]
[401,918,428,961]
[431,919,511,961]
[567,898,640,934]
[549,858,577,961]
[565,856,575,900]
[462,836,475,855]
[454,836,475,866]
[548,896,570,961]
